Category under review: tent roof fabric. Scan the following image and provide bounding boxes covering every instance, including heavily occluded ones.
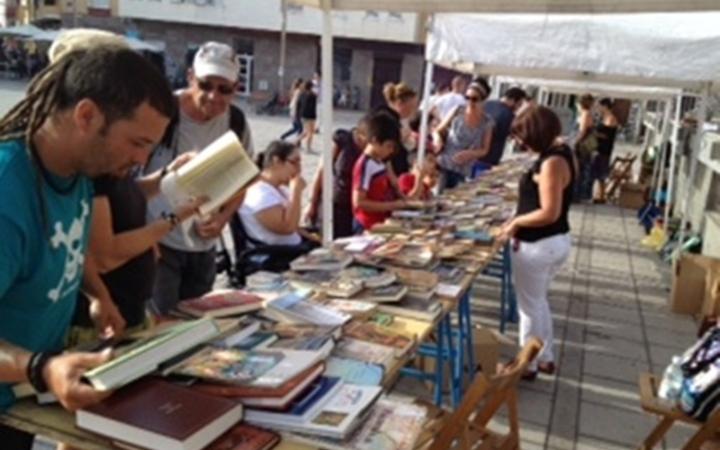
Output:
[291,0,720,13]
[495,76,682,101]
[0,24,46,38]
[427,13,720,87]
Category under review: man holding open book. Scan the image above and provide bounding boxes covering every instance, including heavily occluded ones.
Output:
[144,42,254,316]
[0,42,176,448]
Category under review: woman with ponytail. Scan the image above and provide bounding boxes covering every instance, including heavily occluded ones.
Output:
[375,81,419,175]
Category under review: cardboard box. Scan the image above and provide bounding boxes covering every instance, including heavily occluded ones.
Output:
[473,326,499,379]
[670,254,720,315]
[618,182,648,209]
[703,266,720,316]
[419,325,500,390]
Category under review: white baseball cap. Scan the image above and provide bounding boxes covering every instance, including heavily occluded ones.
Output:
[192,42,240,83]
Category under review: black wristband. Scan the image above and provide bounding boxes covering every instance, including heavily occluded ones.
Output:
[161,211,180,229]
[160,164,169,178]
[27,351,59,393]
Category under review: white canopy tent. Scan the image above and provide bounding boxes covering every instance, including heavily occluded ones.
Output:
[293,0,720,14]
[294,1,720,247]
[426,12,719,248]
[488,75,687,232]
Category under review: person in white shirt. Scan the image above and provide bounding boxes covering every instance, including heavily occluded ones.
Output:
[240,141,315,247]
[433,76,468,122]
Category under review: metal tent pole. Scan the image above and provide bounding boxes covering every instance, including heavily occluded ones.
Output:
[675,83,711,258]
[320,2,334,245]
[663,94,683,232]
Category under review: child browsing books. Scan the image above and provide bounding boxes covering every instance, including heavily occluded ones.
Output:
[351,113,408,232]
[398,152,439,201]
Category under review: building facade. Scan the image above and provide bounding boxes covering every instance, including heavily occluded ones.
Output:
[30,0,426,110]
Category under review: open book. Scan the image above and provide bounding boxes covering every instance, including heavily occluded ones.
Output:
[160,130,259,216]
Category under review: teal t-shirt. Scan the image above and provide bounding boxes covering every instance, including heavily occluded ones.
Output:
[0,139,93,410]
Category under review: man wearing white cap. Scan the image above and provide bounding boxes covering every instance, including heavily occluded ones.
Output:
[144,41,253,315]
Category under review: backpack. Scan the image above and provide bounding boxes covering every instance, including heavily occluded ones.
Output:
[677,326,720,421]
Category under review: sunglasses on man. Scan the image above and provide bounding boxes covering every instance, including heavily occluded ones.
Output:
[465,94,482,103]
[198,80,235,96]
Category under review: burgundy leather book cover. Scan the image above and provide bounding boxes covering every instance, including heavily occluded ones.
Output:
[193,362,324,399]
[205,423,280,450]
[81,378,240,440]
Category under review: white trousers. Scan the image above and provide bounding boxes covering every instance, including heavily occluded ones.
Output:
[511,233,571,370]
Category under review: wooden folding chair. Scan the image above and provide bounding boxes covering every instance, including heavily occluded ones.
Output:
[637,373,720,450]
[606,153,637,199]
[427,337,543,450]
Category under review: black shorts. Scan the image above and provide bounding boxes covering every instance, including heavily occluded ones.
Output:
[591,153,611,181]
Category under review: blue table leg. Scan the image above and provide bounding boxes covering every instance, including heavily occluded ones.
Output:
[433,316,445,406]
[444,312,460,407]
[462,292,476,381]
[455,298,465,395]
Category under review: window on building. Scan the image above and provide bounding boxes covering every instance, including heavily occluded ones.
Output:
[234,38,254,57]
[333,47,352,83]
[364,10,380,20]
[43,0,57,5]
[233,38,254,97]
[88,0,111,9]
[287,4,303,14]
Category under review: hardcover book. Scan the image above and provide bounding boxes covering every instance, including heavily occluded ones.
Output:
[205,424,279,450]
[83,318,220,391]
[76,378,243,450]
[178,290,263,318]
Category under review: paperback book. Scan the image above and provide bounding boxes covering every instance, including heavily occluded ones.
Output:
[177,289,263,318]
[160,130,258,216]
[290,248,352,272]
[342,321,414,356]
[264,291,351,326]
[332,338,397,369]
[352,284,409,303]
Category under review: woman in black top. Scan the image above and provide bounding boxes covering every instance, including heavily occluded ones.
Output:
[591,98,619,203]
[305,116,369,238]
[67,156,203,347]
[297,80,318,153]
[500,105,575,380]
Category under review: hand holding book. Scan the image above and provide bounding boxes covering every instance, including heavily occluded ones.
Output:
[160,131,259,217]
[45,349,113,411]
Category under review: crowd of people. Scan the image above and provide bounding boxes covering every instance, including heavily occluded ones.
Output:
[0,38,48,79]
[0,26,616,448]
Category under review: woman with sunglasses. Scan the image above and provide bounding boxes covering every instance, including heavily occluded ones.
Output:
[239,140,315,248]
[433,82,494,190]
[499,106,575,380]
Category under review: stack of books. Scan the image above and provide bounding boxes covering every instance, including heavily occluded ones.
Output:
[262,290,352,326]
[244,377,382,440]
[290,248,353,272]
[177,289,263,318]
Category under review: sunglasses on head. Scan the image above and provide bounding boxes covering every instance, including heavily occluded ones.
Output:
[512,136,531,152]
[197,80,235,96]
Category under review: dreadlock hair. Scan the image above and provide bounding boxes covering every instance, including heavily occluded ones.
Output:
[0,46,175,233]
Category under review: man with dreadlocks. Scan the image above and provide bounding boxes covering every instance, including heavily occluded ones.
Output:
[144,41,253,316]
[0,44,175,448]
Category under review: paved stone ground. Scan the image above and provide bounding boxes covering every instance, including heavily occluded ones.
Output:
[0,80,700,450]
[466,202,700,450]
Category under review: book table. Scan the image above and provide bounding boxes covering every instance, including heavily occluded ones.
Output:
[0,302,458,450]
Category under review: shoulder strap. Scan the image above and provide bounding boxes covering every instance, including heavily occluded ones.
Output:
[229,104,247,138]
